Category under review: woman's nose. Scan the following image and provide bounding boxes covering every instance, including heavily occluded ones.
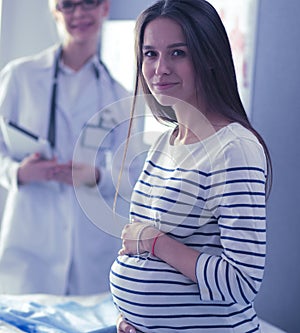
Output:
[155,56,171,76]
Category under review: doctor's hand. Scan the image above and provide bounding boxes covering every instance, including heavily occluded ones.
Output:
[17,153,58,185]
[50,161,100,187]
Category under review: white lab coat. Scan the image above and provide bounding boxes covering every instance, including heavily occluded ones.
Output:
[0,45,140,295]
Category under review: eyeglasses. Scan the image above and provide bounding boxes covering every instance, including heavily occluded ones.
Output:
[56,0,103,14]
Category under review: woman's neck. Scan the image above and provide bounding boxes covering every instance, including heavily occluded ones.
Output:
[173,105,230,145]
[61,40,98,71]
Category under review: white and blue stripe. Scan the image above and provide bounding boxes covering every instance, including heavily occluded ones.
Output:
[110,123,267,332]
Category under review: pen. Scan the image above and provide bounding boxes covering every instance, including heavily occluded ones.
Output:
[8,121,39,141]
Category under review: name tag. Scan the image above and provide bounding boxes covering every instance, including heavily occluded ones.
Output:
[81,124,112,150]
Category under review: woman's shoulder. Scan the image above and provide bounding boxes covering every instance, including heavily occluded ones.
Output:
[152,127,173,146]
[221,122,258,141]
[219,123,267,170]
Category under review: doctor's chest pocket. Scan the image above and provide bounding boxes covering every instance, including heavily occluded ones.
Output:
[79,107,118,153]
[80,124,113,152]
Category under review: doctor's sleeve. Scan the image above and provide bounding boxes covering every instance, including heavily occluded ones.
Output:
[0,63,22,190]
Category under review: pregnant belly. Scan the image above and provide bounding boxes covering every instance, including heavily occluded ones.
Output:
[110,255,200,332]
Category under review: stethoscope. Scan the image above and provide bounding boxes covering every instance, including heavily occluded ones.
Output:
[47,45,118,149]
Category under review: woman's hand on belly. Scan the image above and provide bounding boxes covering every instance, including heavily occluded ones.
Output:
[117,314,136,333]
[118,221,160,256]
[118,221,200,283]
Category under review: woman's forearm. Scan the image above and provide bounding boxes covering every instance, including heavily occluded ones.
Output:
[142,229,200,283]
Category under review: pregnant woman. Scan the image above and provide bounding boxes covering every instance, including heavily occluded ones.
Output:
[106,0,272,332]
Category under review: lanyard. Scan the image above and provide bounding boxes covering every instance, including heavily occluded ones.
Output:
[47,46,101,149]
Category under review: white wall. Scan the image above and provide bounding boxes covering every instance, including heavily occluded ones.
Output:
[109,0,155,20]
[251,1,300,332]
[0,0,57,69]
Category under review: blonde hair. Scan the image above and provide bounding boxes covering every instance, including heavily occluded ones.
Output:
[48,0,57,12]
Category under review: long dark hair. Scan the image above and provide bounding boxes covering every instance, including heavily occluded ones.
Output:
[117,0,272,206]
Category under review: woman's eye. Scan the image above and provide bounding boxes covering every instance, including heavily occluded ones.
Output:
[144,50,156,57]
[172,49,186,57]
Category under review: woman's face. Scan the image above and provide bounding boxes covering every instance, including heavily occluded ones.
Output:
[141,17,198,109]
[54,0,109,44]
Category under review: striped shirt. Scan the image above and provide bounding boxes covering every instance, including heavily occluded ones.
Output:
[110,123,267,332]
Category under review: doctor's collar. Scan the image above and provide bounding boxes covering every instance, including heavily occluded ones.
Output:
[58,54,100,76]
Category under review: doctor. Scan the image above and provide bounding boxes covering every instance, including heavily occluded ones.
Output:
[0,0,139,295]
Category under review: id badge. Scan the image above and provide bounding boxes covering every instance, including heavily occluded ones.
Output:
[81,124,112,150]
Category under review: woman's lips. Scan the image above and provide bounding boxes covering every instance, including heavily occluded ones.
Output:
[152,82,179,91]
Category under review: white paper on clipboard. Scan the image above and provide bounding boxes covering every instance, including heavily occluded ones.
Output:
[0,118,52,161]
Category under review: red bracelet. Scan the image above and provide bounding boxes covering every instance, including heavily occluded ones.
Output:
[151,233,162,256]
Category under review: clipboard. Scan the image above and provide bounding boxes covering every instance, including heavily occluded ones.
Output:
[0,118,52,161]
